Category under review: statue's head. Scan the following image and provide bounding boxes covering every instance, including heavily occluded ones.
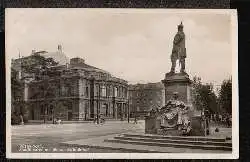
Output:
[178,22,184,32]
[173,92,179,99]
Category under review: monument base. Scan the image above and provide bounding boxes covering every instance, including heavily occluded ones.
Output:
[157,128,182,136]
[162,72,192,105]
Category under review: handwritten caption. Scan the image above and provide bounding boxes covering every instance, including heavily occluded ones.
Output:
[18,144,89,152]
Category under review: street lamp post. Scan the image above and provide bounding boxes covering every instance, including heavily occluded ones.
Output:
[42,69,49,124]
[97,83,101,124]
[52,106,55,124]
[128,92,131,123]
[128,102,130,123]
[44,105,47,124]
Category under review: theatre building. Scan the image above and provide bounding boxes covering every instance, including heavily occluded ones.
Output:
[12,45,129,121]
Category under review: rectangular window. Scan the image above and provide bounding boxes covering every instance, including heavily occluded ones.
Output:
[62,83,67,96]
[107,86,109,97]
[122,88,124,97]
[124,88,126,98]
[86,86,89,97]
[55,87,60,97]
[119,87,121,97]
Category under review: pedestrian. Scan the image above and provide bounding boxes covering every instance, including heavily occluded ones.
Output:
[213,113,216,121]
[219,114,222,123]
[55,118,61,124]
[19,113,24,125]
[93,115,97,124]
[100,114,105,124]
[226,115,231,128]
[216,114,220,123]
[134,115,138,124]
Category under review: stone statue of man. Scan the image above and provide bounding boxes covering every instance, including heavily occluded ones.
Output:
[170,22,186,73]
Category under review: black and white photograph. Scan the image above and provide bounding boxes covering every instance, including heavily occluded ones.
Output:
[5,9,238,159]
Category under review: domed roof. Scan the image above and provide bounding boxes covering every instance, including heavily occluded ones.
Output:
[42,51,69,65]
[39,45,69,65]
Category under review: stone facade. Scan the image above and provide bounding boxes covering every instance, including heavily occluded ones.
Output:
[128,82,165,117]
[11,46,129,121]
[11,68,25,115]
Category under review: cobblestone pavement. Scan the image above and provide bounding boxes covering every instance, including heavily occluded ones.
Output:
[11,120,145,153]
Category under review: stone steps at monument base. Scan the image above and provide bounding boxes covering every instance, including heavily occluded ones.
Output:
[104,138,232,151]
[114,136,232,147]
[61,134,231,153]
[121,133,228,142]
[61,140,228,153]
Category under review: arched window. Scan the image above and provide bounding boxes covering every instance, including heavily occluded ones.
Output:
[109,85,113,97]
[40,106,44,114]
[101,85,106,97]
[114,87,118,97]
[86,86,89,97]
[95,85,99,96]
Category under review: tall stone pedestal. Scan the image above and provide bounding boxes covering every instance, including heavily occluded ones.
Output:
[161,72,192,106]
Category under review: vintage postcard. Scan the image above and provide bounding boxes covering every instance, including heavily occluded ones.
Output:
[5,8,238,159]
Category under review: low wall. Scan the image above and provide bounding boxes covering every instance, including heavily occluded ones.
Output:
[190,116,206,136]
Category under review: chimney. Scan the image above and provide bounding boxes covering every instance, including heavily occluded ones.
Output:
[31,50,36,55]
[58,45,62,53]
[70,57,85,65]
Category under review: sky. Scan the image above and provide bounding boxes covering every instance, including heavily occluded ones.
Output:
[6,9,234,86]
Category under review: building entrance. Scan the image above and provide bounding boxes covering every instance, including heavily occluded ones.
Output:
[68,111,72,121]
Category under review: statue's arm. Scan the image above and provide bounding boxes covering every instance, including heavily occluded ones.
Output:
[165,100,173,107]
[174,33,184,45]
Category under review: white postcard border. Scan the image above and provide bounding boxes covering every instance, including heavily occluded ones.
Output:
[5,8,239,159]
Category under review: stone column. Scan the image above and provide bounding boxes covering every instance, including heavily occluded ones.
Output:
[162,89,165,106]
[24,80,29,102]
[125,103,128,118]
[115,103,118,120]
[121,103,124,120]
[122,103,125,120]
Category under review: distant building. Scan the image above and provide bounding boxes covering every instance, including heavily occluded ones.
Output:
[128,82,165,118]
[11,45,129,122]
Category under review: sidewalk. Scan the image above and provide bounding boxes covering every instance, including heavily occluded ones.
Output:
[20,119,141,125]
[25,120,94,125]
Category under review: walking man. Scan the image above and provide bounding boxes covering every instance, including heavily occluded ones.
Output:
[134,114,138,124]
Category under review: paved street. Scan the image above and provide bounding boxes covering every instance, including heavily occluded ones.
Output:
[11,120,145,153]
[11,120,232,153]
